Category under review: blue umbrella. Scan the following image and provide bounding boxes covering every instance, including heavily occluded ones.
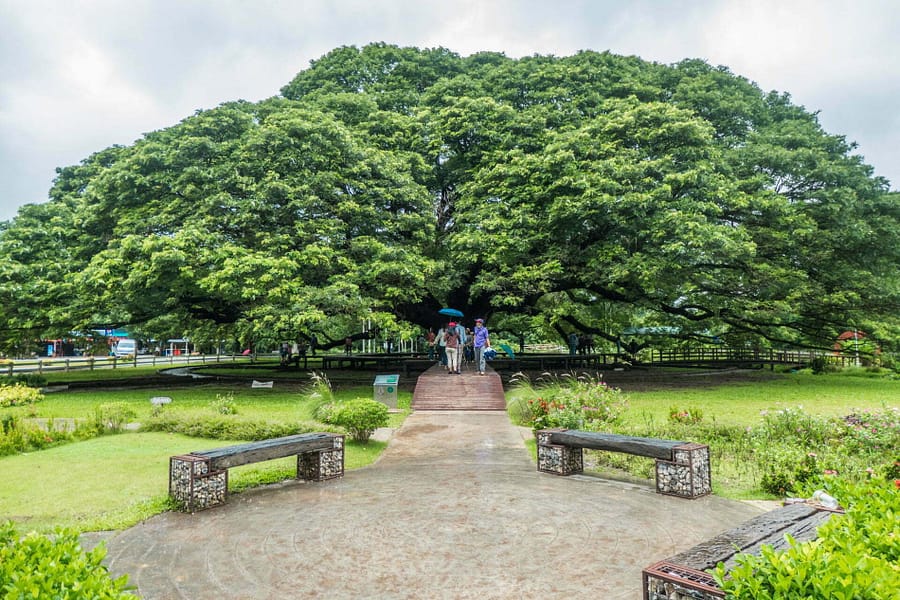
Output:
[438,307,464,318]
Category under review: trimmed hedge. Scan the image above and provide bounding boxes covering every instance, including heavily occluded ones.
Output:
[139,414,339,440]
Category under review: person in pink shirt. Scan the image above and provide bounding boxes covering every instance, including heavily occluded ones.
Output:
[444,322,461,375]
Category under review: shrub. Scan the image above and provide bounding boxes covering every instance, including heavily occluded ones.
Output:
[210,391,238,415]
[90,402,137,434]
[0,520,134,598]
[754,406,832,446]
[0,373,48,388]
[840,408,900,454]
[757,448,820,496]
[714,480,900,598]
[321,399,389,443]
[0,383,44,407]
[0,414,80,457]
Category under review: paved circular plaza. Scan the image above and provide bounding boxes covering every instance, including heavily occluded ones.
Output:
[98,411,762,599]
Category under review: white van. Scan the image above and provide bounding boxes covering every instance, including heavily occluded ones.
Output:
[114,338,138,357]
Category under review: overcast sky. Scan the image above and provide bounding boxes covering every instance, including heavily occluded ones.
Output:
[2,0,898,221]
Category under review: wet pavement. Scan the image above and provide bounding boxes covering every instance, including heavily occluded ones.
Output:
[98,410,764,599]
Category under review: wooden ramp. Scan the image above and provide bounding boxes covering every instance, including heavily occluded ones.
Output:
[412,364,507,411]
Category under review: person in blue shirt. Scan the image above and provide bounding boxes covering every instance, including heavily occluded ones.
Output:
[473,318,491,375]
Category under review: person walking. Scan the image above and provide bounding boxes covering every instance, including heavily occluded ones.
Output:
[444,323,461,375]
[453,321,467,373]
[464,328,474,366]
[426,328,436,361]
[436,325,448,368]
[473,318,491,375]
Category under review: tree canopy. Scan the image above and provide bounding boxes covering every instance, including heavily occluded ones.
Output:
[1,43,897,353]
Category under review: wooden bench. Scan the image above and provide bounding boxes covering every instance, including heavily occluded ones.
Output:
[535,428,711,499]
[169,432,344,511]
[641,502,840,599]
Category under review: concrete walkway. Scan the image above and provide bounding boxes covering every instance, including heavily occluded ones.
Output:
[101,411,762,599]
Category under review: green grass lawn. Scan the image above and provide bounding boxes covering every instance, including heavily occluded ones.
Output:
[0,432,389,533]
[1,383,409,534]
[621,372,899,426]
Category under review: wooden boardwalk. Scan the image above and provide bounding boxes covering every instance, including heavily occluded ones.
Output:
[411,364,507,411]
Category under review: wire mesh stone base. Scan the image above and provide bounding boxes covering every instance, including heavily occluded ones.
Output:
[298,446,344,481]
[169,455,228,512]
[537,443,584,475]
[642,561,724,599]
[656,443,711,499]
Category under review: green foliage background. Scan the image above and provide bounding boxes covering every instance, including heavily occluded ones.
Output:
[1,43,897,354]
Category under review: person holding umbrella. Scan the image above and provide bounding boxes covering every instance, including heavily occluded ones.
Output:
[444,322,461,375]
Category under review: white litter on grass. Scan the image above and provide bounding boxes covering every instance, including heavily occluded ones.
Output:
[251,380,274,389]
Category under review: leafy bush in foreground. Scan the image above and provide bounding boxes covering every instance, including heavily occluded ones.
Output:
[714,480,900,598]
[0,520,134,598]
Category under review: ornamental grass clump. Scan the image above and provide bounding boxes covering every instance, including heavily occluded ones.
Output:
[89,402,137,434]
[210,391,238,415]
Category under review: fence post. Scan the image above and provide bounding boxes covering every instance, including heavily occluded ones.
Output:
[8,362,13,376]
[38,359,43,374]
[65,358,70,372]
[89,357,95,371]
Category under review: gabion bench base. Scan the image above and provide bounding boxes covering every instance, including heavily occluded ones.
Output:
[169,455,228,512]
[642,561,724,600]
[656,443,711,499]
[298,445,345,481]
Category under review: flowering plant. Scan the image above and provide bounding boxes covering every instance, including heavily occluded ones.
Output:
[0,384,44,408]
[520,372,626,431]
[668,406,704,424]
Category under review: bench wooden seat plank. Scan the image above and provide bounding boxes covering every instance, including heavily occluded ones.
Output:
[666,503,825,571]
[191,433,337,469]
[548,430,685,461]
